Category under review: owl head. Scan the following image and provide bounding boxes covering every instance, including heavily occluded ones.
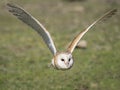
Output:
[52,52,73,70]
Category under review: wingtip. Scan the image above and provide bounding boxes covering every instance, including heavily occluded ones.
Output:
[111,8,117,14]
[6,3,19,9]
[113,8,117,12]
[6,3,13,7]
[6,3,12,11]
[6,3,13,12]
[110,8,118,17]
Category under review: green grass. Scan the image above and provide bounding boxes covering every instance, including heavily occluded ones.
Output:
[0,0,120,90]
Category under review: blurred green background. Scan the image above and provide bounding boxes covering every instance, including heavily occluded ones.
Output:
[0,0,120,90]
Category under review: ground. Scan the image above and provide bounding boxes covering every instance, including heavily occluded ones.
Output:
[0,0,120,90]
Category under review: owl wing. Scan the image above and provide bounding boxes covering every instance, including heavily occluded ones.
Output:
[67,9,117,53]
[7,3,57,55]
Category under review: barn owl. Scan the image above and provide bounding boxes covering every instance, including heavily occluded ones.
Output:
[7,3,117,70]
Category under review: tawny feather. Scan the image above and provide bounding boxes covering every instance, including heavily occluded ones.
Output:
[67,9,117,53]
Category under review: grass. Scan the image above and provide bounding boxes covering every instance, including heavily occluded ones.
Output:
[0,0,120,90]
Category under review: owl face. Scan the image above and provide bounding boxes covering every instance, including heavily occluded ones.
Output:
[52,52,73,70]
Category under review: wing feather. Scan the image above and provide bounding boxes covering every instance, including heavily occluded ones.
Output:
[67,9,117,53]
[7,3,57,55]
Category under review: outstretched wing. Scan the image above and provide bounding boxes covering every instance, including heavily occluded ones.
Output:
[67,9,117,53]
[7,3,57,55]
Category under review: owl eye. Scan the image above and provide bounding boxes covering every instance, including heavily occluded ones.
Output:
[68,58,71,62]
[61,59,65,61]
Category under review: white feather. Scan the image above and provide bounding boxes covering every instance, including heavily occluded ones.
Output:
[7,3,57,55]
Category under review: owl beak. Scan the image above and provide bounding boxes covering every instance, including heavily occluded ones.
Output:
[64,61,69,67]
